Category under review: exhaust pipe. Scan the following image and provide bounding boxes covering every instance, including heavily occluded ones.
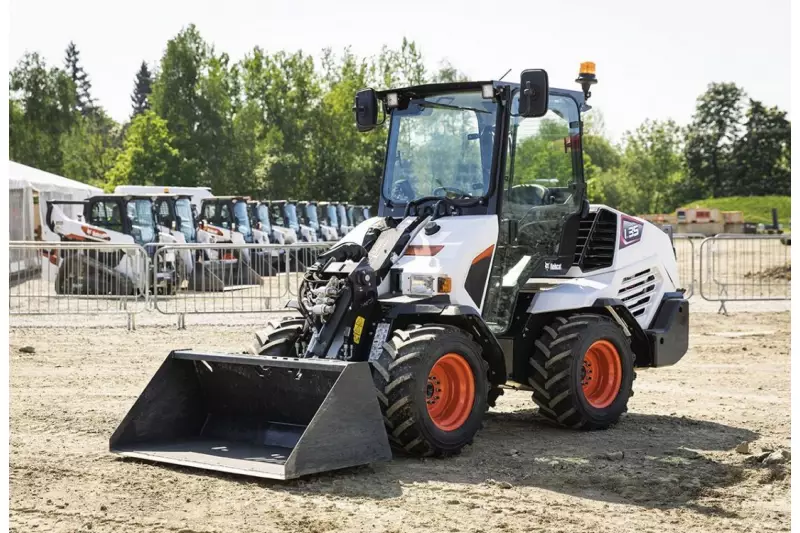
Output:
[110,351,391,480]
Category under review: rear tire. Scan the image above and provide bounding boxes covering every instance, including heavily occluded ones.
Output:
[371,324,488,457]
[248,316,307,355]
[528,314,635,430]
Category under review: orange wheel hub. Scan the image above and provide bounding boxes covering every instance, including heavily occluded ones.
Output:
[426,353,475,431]
[581,340,622,409]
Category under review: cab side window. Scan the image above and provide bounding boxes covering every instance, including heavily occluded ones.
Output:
[220,204,230,229]
[156,200,171,226]
[202,203,216,223]
[89,201,123,233]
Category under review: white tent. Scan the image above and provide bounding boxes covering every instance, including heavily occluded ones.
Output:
[8,161,102,241]
[8,162,103,279]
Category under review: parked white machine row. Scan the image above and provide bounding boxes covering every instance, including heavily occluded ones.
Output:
[39,185,370,295]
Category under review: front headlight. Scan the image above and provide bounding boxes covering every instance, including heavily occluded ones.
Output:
[408,275,436,296]
[406,275,452,296]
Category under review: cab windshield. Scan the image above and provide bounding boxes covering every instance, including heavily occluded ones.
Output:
[337,204,347,227]
[383,90,498,203]
[304,204,319,230]
[175,198,195,242]
[127,199,156,245]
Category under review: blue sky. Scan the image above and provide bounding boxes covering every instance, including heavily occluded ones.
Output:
[9,0,791,141]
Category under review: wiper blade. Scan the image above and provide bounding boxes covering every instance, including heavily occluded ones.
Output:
[418,101,491,114]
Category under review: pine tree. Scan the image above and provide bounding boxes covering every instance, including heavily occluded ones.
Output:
[130,61,153,117]
[64,41,95,115]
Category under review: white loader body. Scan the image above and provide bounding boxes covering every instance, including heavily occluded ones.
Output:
[342,205,679,330]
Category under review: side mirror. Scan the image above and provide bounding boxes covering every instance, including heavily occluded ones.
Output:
[354,88,379,132]
[519,69,549,118]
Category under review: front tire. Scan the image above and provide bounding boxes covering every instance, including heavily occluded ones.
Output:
[248,316,307,355]
[371,324,488,457]
[528,314,635,430]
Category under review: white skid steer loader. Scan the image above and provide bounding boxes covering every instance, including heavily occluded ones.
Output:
[45,195,179,295]
[335,201,354,236]
[299,201,339,242]
[193,196,262,290]
[112,63,689,480]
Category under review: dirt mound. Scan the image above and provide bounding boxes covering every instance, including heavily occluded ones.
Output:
[745,264,791,281]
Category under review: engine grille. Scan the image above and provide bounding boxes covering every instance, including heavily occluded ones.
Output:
[575,209,617,272]
[619,268,658,318]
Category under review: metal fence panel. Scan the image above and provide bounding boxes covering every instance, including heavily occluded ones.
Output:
[150,242,331,325]
[9,242,150,328]
[699,235,791,312]
[673,234,703,299]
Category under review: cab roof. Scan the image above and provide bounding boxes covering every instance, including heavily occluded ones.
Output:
[377,80,585,107]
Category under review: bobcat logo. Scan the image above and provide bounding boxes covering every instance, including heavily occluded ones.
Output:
[545,261,563,272]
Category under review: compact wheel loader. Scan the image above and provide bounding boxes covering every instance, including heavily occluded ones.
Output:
[111,63,689,480]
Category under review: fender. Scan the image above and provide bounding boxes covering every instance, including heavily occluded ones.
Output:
[591,293,688,368]
[379,295,506,387]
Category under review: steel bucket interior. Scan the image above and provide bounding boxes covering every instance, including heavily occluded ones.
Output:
[110,351,391,480]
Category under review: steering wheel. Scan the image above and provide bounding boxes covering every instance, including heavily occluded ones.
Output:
[433,186,470,199]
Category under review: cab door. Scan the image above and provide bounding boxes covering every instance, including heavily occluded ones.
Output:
[482,91,586,333]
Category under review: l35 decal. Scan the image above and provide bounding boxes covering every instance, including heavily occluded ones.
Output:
[619,215,644,249]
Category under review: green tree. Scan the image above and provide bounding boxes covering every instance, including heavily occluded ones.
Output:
[131,61,153,117]
[376,38,427,88]
[107,110,180,188]
[64,41,94,115]
[150,25,243,192]
[619,119,685,213]
[61,110,121,187]
[582,110,621,174]
[683,82,746,201]
[733,100,791,196]
[432,59,468,83]
[240,47,320,199]
[9,52,77,174]
[307,48,380,203]
[149,25,207,186]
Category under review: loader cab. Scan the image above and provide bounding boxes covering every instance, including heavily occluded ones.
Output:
[86,195,158,247]
[348,204,368,227]
[273,200,315,242]
[335,202,352,235]
[284,201,301,234]
[269,201,289,229]
[358,73,589,333]
[153,194,196,243]
[248,201,272,235]
[199,197,253,243]
[297,201,320,236]
[319,201,338,229]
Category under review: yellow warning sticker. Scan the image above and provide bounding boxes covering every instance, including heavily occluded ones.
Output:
[353,316,365,344]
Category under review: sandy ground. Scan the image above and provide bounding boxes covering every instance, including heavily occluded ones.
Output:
[9,310,791,533]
